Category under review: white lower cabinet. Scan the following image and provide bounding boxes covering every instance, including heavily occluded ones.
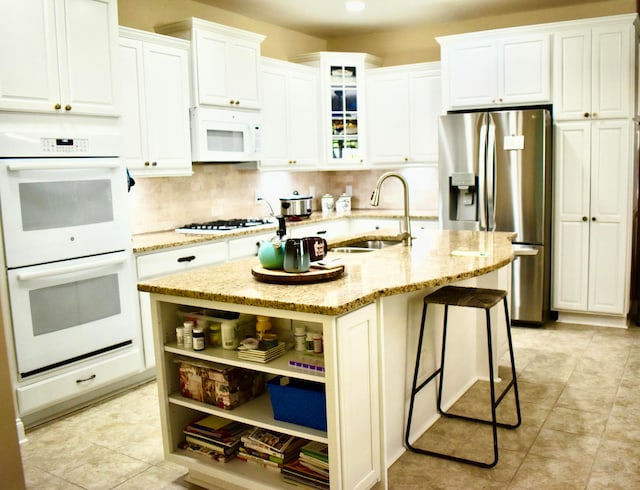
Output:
[287,219,351,239]
[150,295,379,489]
[552,119,633,319]
[136,241,228,367]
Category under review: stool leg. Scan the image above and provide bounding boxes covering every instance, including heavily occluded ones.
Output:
[436,305,449,414]
[405,303,430,449]
[501,297,522,428]
[484,308,499,468]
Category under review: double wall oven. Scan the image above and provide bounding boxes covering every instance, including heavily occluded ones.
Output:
[0,119,143,421]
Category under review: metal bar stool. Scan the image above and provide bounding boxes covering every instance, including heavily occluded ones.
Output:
[405,285,521,468]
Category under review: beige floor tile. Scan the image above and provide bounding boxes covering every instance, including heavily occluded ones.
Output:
[527,427,600,464]
[555,385,617,414]
[542,406,608,436]
[509,453,591,489]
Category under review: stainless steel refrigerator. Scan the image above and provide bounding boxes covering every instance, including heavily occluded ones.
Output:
[438,108,553,325]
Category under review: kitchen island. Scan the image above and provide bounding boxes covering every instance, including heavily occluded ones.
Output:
[138,229,514,490]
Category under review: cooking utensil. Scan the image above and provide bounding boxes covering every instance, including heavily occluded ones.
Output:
[280,190,312,218]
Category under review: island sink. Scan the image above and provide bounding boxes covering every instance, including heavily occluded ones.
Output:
[331,238,404,253]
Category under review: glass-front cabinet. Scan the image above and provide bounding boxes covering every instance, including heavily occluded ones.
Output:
[290,52,382,168]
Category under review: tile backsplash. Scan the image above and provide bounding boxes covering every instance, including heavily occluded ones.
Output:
[127,164,439,234]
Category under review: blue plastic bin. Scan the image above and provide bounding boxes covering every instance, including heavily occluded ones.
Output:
[267,376,327,431]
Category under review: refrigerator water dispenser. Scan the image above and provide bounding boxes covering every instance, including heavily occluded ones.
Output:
[449,172,478,222]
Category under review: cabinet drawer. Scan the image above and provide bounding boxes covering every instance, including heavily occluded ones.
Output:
[17,348,143,415]
[137,241,228,279]
[228,232,273,260]
[288,219,350,239]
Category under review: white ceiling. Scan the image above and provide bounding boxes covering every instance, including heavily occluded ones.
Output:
[196,0,608,37]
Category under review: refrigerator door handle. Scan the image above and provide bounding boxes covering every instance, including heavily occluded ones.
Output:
[486,119,497,231]
[513,245,539,256]
[478,117,488,230]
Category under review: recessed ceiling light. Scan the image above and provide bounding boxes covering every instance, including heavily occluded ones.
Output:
[345,1,366,13]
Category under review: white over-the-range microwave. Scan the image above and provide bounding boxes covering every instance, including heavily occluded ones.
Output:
[190,106,262,163]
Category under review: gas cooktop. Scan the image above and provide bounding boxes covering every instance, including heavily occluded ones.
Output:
[175,218,276,235]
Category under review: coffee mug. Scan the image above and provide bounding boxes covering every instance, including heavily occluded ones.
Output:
[304,236,328,262]
[283,238,310,273]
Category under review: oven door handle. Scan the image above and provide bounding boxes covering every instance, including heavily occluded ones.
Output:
[7,162,121,171]
[16,255,126,281]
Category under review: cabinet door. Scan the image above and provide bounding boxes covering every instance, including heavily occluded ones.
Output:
[552,29,591,120]
[60,0,118,115]
[194,29,229,106]
[119,38,147,169]
[143,41,191,172]
[367,71,411,164]
[261,61,319,169]
[445,39,497,108]
[409,68,441,163]
[554,23,633,120]
[228,39,261,109]
[591,23,632,119]
[587,120,630,314]
[499,34,550,104]
[287,69,320,166]
[261,68,290,167]
[552,121,591,311]
[0,0,60,112]
[334,304,379,489]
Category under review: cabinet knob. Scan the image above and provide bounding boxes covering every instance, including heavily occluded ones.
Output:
[229,100,235,105]
[54,103,61,110]
[582,216,588,221]
[592,112,597,118]
[584,112,590,118]
[152,161,157,166]
[499,98,503,102]
[64,104,72,111]
[404,157,409,162]
[144,161,150,166]
[234,100,240,105]
[592,216,597,222]
[177,255,196,263]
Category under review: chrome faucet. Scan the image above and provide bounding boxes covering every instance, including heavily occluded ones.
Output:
[370,172,412,246]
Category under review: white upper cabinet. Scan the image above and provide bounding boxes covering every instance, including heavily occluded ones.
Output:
[0,0,119,116]
[155,18,264,110]
[260,57,321,169]
[439,31,550,109]
[290,52,382,169]
[367,62,441,166]
[553,16,635,120]
[118,27,192,177]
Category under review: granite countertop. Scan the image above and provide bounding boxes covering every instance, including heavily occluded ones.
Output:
[131,210,438,254]
[137,229,514,316]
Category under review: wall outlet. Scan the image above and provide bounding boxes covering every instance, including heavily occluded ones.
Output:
[254,191,263,202]
[346,185,353,196]
[309,186,315,197]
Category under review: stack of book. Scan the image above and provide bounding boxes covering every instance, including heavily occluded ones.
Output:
[238,427,306,470]
[179,415,251,463]
[282,441,330,489]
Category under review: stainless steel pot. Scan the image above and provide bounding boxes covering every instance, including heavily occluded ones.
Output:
[280,190,312,217]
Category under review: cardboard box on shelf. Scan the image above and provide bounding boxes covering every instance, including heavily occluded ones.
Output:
[178,359,265,410]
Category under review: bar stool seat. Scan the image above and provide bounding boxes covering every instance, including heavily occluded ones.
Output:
[405,285,521,468]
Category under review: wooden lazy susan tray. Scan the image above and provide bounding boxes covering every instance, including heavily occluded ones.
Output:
[251,264,345,284]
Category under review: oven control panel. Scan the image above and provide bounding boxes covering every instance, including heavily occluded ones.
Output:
[41,138,89,154]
